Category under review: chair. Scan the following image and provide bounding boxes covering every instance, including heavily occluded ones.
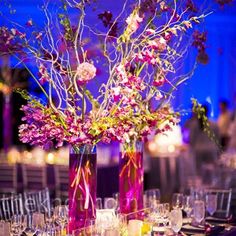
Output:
[24,188,51,215]
[0,194,24,220]
[22,164,47,191]
[205,188,232,218]
[0,164,17,194]
[54,165,68,202]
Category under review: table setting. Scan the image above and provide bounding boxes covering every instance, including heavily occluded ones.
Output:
[0,186,235,236]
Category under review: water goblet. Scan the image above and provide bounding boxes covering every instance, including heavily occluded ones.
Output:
[96,198,103,210]
[10,215,24,235]
[183,195,194,218]
[104,198,117,210]
[169,208,183,235]
[206,194,217,216]
[23,215,37,236]
[172,193,184,209]
[54,205,68,234]
[193,200,205,225]
[144,189,161,209]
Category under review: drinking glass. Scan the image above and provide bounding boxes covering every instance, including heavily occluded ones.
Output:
[144,189,161,209]
[104,198,117,210]
[96,198,103,209]
[10,215,24,235]
[206,194,217,216]
[183,195,194,218]
[23,215,37,236]
[163,203,170,226]
[54,205,68,233]
[172,193,184,209]
[118,214,128,235]
[84,219,97,235]
[169,209,183,235]
[193,200,205,224]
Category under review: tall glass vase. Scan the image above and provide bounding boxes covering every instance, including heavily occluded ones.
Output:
[69,145,97,234]
[119,141,144,218]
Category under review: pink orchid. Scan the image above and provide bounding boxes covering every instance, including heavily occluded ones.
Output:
[126,12,143,33]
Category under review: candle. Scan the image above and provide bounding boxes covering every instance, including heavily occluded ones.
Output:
[128,220,143,236]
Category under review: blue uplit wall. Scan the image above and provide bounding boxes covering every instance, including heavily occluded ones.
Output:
[1,0,236,123]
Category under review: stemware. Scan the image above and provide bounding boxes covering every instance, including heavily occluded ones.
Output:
[144,189,161,209]
[104,198,117,210]
[96,198,103,210]
[10,215,24,235]
[183,195,194,218]
[172,193,184,209]
[169,209,183,235]
[162,203,170,226]
[193,200,205,225]
[206,194,217,216]
[23,214,37,236]
[84,219,98,235]
[54,205,68,233]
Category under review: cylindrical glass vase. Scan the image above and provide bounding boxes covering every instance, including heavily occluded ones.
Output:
[69,145,97,234]
[119,141,144,218]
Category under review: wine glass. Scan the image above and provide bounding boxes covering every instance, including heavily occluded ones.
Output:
[172,193,184,209]
[84,219,97,235]
[183,195,194,218]
[144,189,161,209]
[206,194,217,216]
[54,205,68,233]
[96,198,103,209]
[104,197,117,210]
[169,209,183,235]
[162,203,170,226]
[193,200,205,225]
[23,214,37,236]
[10,215,24,235]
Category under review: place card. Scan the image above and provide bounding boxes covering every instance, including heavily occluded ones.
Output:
[0,221,10,236]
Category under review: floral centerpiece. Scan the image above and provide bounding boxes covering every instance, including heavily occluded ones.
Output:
[0,0,212,232]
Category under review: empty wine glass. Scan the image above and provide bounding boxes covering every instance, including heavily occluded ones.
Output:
[96,198,103,209]
[23,215,37,236]
[144,189,161,209]
[104,198,117,210]
[162,203,170,226]
[32,212,45,232]
[84,219,97,235]
[206,194,217,216]
[169,209,183,235]
[10,215,24,235]
[183,195,194,218]
[172,193,184,209]
[54,205,68,233]
[193,200,205,225]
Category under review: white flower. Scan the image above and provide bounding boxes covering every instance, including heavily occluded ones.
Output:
[76,62,96,83]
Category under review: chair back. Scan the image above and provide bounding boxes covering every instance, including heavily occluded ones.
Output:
[0,164,17,194]
[24,188,51,215]
[22,164,46,191]
[0,194,24,220]
[54,165,68,202]
[206,188,232,218]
